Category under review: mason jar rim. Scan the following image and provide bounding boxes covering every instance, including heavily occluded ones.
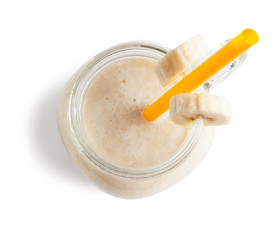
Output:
[68,41,204,179]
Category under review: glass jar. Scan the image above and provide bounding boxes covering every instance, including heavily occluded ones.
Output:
[57,41,216,198]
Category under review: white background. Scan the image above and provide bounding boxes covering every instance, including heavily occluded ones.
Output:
[0,0,277,239]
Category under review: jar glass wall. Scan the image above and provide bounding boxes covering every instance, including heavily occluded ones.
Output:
[57,41,215,198]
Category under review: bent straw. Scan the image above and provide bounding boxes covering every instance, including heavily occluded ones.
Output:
[143,29,259,121]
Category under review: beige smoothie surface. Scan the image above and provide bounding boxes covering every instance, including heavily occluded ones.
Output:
[82,59,187,168]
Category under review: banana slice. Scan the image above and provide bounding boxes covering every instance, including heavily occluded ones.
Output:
[155,35,208,86]
[169,93,231,126]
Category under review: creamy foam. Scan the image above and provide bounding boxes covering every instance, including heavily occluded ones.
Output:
[82,59,187,168]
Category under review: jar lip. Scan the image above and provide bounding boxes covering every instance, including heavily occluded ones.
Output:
[68,41,204,179]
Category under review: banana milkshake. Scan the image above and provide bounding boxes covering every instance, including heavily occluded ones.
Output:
[57,30,258,198]
[57,42,215,198]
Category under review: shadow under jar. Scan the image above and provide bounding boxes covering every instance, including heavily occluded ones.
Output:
[57,41,215,198]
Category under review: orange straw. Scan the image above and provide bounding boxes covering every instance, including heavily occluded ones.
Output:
[143,29,259,121]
